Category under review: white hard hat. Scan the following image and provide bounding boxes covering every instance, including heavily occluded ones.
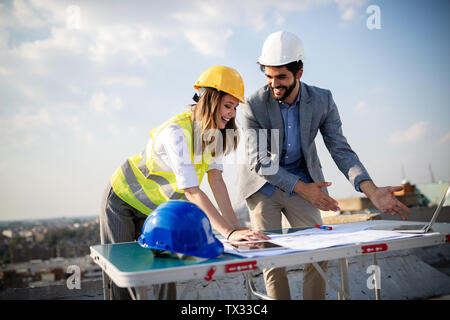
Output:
[258,31,305,66]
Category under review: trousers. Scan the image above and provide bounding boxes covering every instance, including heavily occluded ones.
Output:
[99,182,176,300]
[246,188,328,300]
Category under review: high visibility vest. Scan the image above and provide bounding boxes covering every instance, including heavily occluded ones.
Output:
[110,111,212,216]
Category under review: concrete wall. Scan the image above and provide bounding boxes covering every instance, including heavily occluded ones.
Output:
[0,279,103,300]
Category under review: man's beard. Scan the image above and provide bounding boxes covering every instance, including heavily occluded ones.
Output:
[270,79,297,102]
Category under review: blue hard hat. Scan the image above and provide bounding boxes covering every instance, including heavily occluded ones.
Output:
[138,201,224,259]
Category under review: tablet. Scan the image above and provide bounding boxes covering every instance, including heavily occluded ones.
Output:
[225,241,287,253]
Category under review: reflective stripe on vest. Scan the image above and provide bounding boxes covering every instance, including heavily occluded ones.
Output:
[110,111,211,216]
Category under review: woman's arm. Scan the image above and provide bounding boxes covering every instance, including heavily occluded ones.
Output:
[207,169,240,229]
[183,186,234,238]
[183,185,269,242]
[158,124,268,241]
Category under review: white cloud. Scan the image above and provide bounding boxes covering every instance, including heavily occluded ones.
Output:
[89,92,123,114]
[274,12,286,26]
[68,116,94,144]
[87,25,170,64]
[0,161,7,170]
[355,100,368,113]
[389,121,429,144]
[10,108,54,132]
[0,0,62,29]
[3,2,171,65]
[172,2,234,56]
[10,0,48,28]
[439,131,450,144]
[171,0,367,56]
[334,0,368,21]
[341,7,356,21]
[6,27,89,78]
[1,0,369,68]
[183,28,233,57]
[67,84,86,95]
[7,24,168,66]
[0,107,55,147]
[102,76,145,87]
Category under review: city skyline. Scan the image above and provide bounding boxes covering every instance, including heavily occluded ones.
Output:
[0,0,449,220]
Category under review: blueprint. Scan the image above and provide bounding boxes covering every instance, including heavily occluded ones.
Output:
[223,224,439,258]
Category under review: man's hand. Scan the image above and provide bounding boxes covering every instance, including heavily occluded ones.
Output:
[293,180,340,211]
[360,181,411,220]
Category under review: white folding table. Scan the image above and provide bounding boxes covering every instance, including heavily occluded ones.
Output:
[90,220,450,300]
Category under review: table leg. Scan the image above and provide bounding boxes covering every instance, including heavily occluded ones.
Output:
[150,283,177,300]
[245,272,251,300]
[373,253,381,300]
[135,286,148,300]
[158,283,167,299]
[127,287,136,300]
[312,261,350,300]
[101,273,112,300]
[338,258,350,300]
[245,272,275,300]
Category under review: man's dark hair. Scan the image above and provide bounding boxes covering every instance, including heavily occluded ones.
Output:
[259,60,303,76]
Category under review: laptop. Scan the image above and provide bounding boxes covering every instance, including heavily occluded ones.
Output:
[390,185,449,234]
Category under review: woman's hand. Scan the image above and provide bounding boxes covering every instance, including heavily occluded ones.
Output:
[227,228,270,242]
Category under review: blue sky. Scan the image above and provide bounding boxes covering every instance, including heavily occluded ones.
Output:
[0,0,449,220]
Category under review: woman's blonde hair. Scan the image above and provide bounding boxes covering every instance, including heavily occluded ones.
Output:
[191,88,240,157]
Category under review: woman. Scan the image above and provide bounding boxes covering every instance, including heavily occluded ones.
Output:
[100,66,268,299]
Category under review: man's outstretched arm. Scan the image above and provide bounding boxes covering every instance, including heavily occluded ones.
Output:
[359,180,411,220]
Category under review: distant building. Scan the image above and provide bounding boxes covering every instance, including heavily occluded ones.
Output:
[2,230,13,238]
[415,182,450,207]
[393,180,416,196]
[0,255,102,290]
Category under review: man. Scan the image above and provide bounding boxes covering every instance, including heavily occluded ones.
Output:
[236,31,411,300]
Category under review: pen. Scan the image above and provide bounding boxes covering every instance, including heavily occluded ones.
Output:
[315,225,333,230]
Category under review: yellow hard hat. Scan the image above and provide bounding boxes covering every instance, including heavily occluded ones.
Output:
[193,66,245,103]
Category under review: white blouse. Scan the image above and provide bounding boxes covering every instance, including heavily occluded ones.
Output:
[147,123,223,190]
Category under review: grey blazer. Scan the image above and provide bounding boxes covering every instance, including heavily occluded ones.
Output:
[235,81,371,203]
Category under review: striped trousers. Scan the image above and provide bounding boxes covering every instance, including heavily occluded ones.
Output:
[99,182,176,299]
